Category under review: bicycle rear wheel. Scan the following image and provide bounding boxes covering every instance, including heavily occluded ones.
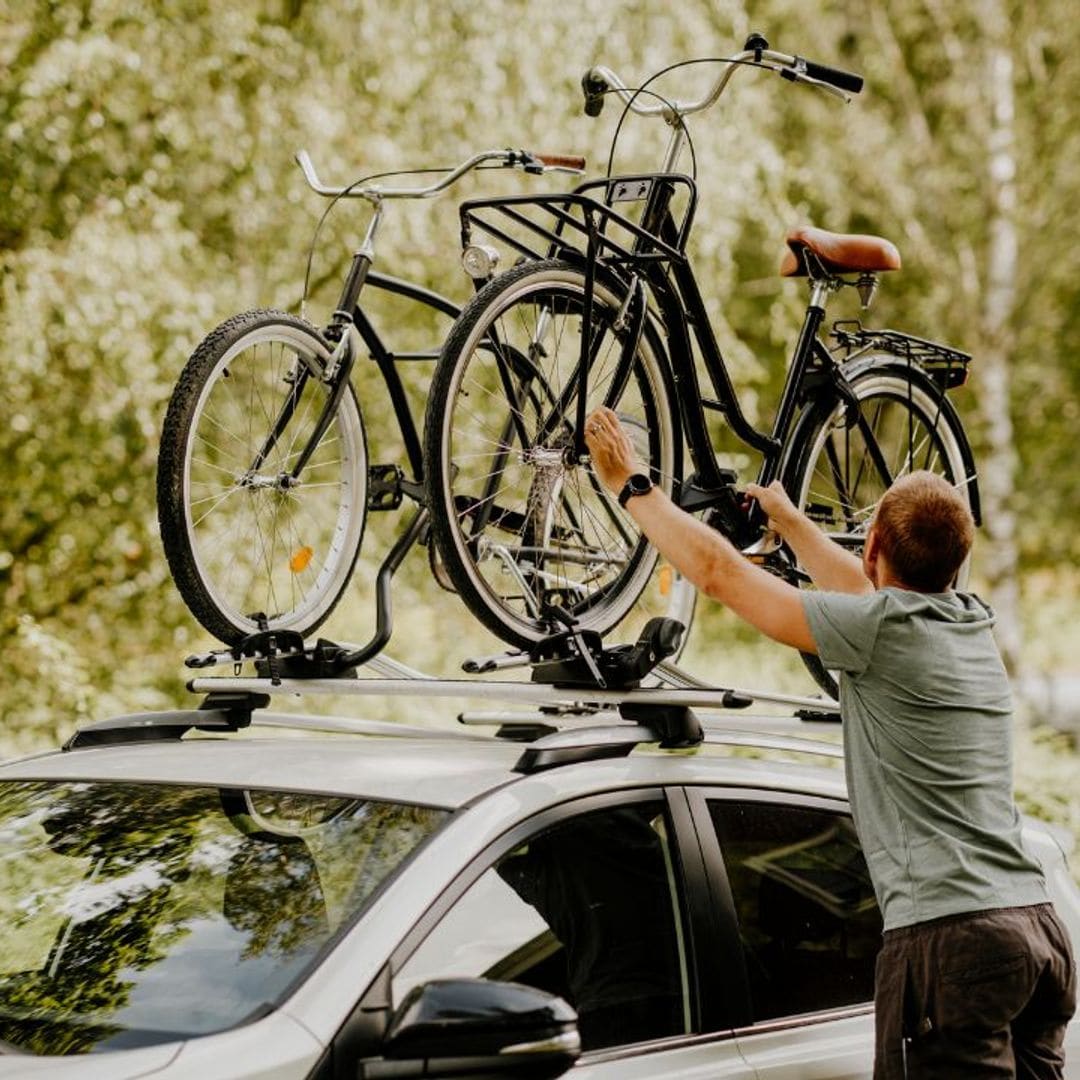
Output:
[425,259,688,648]
[783,361,975,698]
[158,310,367,645]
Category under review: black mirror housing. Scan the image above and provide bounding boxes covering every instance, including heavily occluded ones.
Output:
[379,978,579,1078]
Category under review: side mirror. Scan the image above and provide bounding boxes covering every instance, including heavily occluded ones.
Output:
[370,978,579,1079]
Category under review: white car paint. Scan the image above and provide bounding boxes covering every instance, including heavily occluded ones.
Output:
[0,724,1075,1079]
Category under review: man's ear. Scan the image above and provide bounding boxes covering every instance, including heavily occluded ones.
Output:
[863,525,881,583]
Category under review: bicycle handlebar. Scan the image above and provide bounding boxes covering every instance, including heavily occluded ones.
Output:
[796,56,864,94]
[295,147,585,200]
[581,37,862,120]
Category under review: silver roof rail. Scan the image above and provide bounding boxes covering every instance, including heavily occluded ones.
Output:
[511,723,842,774]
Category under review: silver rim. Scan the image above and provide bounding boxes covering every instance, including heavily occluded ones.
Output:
[794,369,972,572]
[182,323,366,636]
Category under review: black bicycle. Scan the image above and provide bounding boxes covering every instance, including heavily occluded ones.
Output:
[423,34,979,696]
[157,147,587,646]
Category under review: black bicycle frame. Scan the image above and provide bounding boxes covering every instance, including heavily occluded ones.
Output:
[632,179,824,499]
[351,271,460,483]
[459,174,950,527]
[248,267,459,489]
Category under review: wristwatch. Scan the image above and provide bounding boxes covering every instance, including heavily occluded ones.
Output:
[617,472,654,508]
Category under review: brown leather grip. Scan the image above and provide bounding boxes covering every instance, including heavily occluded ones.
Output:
[533,153,587,171]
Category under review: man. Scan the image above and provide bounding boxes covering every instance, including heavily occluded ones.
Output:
[584,406,1076,1078]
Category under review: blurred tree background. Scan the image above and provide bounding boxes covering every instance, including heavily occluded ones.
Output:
[1,0,1076,833]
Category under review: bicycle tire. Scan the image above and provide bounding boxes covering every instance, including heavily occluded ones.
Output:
[782,359,975,699]
[157,309,367,645]
[424,259,690,648]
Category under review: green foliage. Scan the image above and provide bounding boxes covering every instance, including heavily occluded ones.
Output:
[1,0,1078,815]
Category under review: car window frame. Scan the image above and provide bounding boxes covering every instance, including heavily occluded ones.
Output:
[684,785,879,1033]
[385,786,714,1057]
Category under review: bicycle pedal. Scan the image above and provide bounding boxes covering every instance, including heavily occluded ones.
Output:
[367,464,405,511]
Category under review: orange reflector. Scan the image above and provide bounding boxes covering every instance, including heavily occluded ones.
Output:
[290,546,314,573]
[658,564,673,596]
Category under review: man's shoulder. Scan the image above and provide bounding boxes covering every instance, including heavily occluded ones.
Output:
[800,589,891,676]
[801,587,888,621]
[877,587,997,628]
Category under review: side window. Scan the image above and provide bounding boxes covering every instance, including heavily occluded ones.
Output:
[707,800,882,1021]
[394,800,691,1052]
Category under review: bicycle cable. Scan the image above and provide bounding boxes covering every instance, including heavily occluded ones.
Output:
[602,86,696,180]
[299,163,513,321]
[600,57,764,181]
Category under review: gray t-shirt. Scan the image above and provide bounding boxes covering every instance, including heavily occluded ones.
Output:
[802,587,1048,931]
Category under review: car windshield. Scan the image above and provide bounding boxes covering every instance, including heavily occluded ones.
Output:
[0,780,447,1055]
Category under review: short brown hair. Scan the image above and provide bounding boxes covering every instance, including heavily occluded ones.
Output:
[872,471,974,592]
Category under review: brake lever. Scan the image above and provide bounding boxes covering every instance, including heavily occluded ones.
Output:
[779,68,852,103]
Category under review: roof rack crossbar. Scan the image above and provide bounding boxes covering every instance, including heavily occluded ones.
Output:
[458,708,844,737]
[186,675,838,715]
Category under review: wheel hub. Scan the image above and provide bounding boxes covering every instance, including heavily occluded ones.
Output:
[238,472,300,492]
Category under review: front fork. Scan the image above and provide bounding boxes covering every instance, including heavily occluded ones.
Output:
[246,322,359,483]
[248,207,383,482]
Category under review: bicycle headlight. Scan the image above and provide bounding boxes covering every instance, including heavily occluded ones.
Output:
[461,244,500,281]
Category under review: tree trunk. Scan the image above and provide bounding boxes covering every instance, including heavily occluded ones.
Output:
[978,0,1022,675]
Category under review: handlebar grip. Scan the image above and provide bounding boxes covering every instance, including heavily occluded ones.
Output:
[533,152,587,172]
[581,68,609,117]
[799,56,864,94]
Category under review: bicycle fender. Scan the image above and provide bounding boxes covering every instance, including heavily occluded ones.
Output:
[783,356,981,525]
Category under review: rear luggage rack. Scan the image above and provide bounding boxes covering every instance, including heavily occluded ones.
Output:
[831,321,971,389]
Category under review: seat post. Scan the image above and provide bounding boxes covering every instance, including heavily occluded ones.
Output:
[809,278,832,311]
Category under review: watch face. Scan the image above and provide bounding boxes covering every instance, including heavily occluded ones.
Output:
[619,472,653,507]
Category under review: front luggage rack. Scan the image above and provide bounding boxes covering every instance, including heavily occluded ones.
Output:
[459,173,698,268]
[831,321,971,389]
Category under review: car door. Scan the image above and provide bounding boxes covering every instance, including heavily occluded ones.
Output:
[687,788,882,1079]
[386,788,756,1078]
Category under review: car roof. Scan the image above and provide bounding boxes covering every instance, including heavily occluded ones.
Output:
[0,705,850,810]
[0,733,525,809]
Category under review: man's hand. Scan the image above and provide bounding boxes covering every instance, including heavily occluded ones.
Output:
[745,480,801,537]
[584,407,642,495]
[747,480,872,595]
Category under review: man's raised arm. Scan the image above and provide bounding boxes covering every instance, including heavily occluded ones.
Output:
[745,481,873,595]
[584,409,817,654]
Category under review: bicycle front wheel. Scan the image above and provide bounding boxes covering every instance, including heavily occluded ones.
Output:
[425,260,685,648]
[157,310,367,645]
[783,361,975,697]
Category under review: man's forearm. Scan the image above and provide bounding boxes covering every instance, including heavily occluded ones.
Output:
[776,512,872,594]
[624,489,817,653]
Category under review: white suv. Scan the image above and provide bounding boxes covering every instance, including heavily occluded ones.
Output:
[0,697,1075,1079]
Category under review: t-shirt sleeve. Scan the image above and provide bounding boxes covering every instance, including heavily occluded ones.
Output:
[800,590,886,676]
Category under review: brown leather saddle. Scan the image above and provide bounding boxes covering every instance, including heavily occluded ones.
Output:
[780,225,901,277]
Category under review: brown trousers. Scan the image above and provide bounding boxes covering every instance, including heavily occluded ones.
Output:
[874,903,1076,1079]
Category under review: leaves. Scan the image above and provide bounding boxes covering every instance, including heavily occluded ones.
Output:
[1,0,1077,783]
